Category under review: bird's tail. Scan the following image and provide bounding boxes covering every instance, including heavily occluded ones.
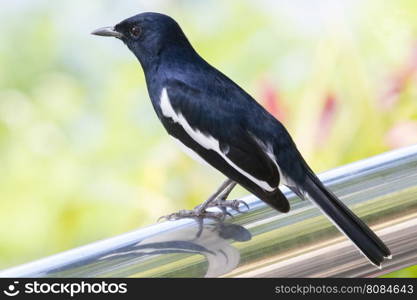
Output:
[293,172,391,267]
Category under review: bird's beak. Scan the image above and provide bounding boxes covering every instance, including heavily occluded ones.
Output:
[91,26,123,38]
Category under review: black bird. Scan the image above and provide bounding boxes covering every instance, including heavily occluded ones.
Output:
[92,12,391,267]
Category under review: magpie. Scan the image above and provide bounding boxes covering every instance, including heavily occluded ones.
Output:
[92,12,391,267]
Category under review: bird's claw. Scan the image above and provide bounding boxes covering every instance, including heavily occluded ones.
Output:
[207,199,250,214]
[157,209,225,222]
[157,199,249,238]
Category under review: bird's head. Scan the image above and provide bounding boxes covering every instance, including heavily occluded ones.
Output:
[92,12,194,69]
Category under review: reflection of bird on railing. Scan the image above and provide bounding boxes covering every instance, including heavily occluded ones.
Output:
[99,221,252,277]
[1,146,416,278]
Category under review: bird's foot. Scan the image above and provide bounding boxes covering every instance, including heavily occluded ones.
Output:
[157,198,249,238]
[158,207,227,238]
[206,199,250,215]
[157,208,225,222]
[158,198,249,223]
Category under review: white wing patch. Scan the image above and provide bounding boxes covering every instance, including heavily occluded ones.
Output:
[160,88,276,192]
[171,136,211,167]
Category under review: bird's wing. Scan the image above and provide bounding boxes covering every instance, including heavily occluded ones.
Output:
[160,79,280,192]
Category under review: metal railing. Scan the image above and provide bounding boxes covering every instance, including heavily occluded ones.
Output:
[1,145,417,278]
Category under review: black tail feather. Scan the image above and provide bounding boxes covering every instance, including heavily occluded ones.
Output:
[293,172,391,267]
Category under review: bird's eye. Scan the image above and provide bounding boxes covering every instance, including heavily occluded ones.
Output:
[130,26,141,38]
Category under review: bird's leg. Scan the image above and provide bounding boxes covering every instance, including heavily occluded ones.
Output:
[194,179,236,213]
[205,181,249,214]
[158,179,247,223]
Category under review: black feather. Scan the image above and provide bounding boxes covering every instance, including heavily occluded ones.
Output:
[290,167,391,266]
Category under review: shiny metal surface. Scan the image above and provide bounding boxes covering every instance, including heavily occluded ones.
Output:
[1,145,417,278]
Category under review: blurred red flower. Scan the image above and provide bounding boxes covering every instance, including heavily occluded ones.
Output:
[258,78,287,122]
[316,93,338,145]
[385,121,417,149]
[380,41,417,109]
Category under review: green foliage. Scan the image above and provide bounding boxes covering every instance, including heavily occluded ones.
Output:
[0,0,416,276]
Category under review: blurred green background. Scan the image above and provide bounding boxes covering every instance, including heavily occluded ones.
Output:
[0,0,416,277]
